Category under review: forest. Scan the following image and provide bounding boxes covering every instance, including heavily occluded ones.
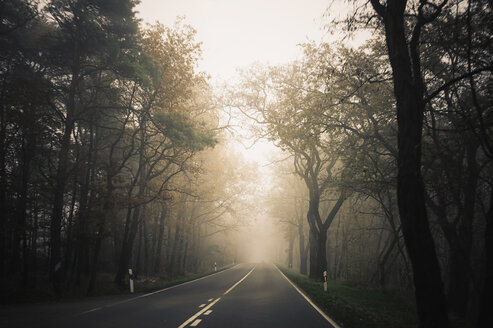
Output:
[1,1,492,328]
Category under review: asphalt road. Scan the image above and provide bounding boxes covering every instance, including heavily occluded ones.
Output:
[0,263,338,328]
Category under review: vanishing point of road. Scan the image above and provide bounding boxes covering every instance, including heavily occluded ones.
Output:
[0,263,339,328]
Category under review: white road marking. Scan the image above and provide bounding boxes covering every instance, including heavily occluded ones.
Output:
[76,307,102,316]
[76,265,239,316]
[113,265,238,305]
[177,266,256,328]
[190,319,202,327]
[199,304,206,308]
[208,298,213,302]
[204,310,212,315]
[274,265,341,328]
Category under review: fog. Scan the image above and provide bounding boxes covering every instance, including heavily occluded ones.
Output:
[1,1,491,327]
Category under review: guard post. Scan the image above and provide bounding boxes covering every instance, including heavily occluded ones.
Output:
[323,270,328,292]
[128,268,134,293]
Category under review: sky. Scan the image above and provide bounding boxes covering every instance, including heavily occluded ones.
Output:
[135,0,332,82]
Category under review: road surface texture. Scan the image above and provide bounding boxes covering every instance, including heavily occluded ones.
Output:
[0,262,338,328]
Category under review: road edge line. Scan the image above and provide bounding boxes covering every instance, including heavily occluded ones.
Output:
[113,264,238,304]
[76,264,238,315]
[274,265,341,328]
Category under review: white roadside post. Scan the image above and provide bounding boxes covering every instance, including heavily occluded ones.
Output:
[323,270,328,292]
[128,268,134,293]
[214,262,217,272]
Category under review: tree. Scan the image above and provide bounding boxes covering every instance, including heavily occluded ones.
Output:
[113,22,216,286]
[360,0,492,326]
[228,57,350,279]
[43,0,140,294]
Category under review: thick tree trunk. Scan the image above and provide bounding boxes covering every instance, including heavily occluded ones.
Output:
[316,230,327,280]
[308,226,318,279]
[307,193,320,279]
[373,1,449,326]
[298,222,308,275]
[307,191,345,280]
[393,49,449,328]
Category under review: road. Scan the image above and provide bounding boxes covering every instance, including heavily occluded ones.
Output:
[0,263,338,328]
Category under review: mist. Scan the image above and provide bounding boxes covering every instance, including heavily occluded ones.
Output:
[1,1,492,328]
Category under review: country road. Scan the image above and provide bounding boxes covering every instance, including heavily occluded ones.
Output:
[0,263,338,328]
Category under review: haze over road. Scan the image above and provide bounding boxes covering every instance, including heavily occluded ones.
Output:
[1,263,336,328]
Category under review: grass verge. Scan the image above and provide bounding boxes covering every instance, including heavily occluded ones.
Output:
[2,264,236,304]
[277,265,417,328]
[134,264,235,293]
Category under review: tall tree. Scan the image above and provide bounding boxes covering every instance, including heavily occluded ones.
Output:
[43,0,140,294]
[364,0,491,326]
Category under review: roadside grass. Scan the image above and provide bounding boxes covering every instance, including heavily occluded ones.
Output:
[277,265,417,328]
[133,264,235,293]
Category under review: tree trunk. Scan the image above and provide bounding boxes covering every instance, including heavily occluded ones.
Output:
[377,233,398,288]
[393,40,449,328]
[50,49,80,294]
[0,92,8,280]
[87,175,114,295]
[308,226,318,279]
[316,230,327,280]
[168,218,181,277]
[135,219,143,278]
[307,192,320,279]
[86,220,105,295]
[153,206,166,274]
[288,233,295,269]
[114,204,141,286]
[115,111,147,286]
[13,131,35,287]
[143,218,150,275]
[298,222,308,275]
[478,188,493,327]
[447,140,478,317]
[371,1,449,326]
[74,123,96,287]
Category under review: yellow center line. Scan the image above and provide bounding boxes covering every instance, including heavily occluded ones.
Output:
[177,266,256,328]
[223,266,255,295]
